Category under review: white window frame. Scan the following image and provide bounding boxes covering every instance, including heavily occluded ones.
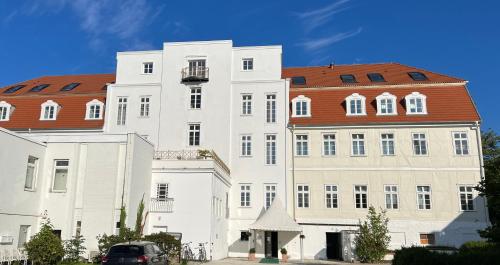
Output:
[416,185,432,210]
[52,159,69,192]
[322,133,336,156]
[405,92,427,115]
[143,62,154,74]
[264,184,277,209]
[40,100,60,121]
[325,184,338,209]
[85,99,104,120]
[241,94,252,115]
[240,184,251,207]
[376,92,397,115]
[412,133,429,156]
[354,185,368,209]
[156,183,169,200]
[291,95,311,117]
[453,132,470,155]
[297,184,310,208]
[139,96,151,118]
[0,101,12,121]
[295,134,309,156]
[188,123,201,146]
[384,185,399,209]
[24,156,39,191]
[380,133,395,156]
[116,97,128,126]
[265,134,277,165]
[242,58,254,71]
[265,94,277,123]
[240,135,252,157]
[346,93,366,116]
[458,185,475,211]
[189,87,202,109]
[351,133,366,156]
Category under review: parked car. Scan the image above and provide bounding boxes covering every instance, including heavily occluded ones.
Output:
[101,241,168,265]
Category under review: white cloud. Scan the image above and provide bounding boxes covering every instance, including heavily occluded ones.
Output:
[298,27,362,51]
[296,0,352,32]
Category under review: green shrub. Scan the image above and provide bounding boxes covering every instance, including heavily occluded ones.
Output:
[143,232,181,258]
[96,227,138,257]
[25,219,65,265]
[63,234,86,263]
[392,245,500,265]
[460,240,495,252]
[354,206,391,263]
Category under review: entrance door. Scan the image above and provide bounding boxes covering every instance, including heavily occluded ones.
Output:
[326,232,342,260]
[264,231,278,258]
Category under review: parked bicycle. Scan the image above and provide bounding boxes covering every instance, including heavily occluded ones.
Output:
[195,242,208,262]
[181,242,194,261]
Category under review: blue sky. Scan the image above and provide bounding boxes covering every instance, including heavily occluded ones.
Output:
[1,0,499,131]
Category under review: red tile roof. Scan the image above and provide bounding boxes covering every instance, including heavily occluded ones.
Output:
[0,74,115,130]
[285,63,479,126]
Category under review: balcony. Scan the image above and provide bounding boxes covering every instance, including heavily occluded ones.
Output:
[181,66,209,82]
[150,198,174,213]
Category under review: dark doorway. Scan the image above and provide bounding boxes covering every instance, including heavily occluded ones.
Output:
[264,231,278,258]
[326,232,342,260]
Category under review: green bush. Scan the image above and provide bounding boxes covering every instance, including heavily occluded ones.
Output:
[63,234,86,263]
[354,206,391,263]
[392,245,500,265]
[25,219,65,265]
[96,227,139,257]
[143,232,181,258]
[460,240,495,252]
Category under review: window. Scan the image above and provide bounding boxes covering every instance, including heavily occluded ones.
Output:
[291,76,306,85]
[18,225,30,248]
[325,185,338,208]
[52,160,69,192]
[384,185,399,209]
[367,73,385,82]
[190,87,202,109]
[241,135,252,156]
[419,233,435,245]
[85,99,104,120]
[405,92,427,114]
[354,185,368,209]
[140,97,150,117]
[381,133,395,155]
[297,185,310,208]
[408,72,428,81]
[40,100,59,120]
[346,93,366,115]
[417,186,431,210]
[291,95,311,117]
[264,184,277,209]
[376,92,397,115]
[143,62,153,74]
[75,221,82,237]
[295,134,309,156]
[3,85,25,94]
[117,97,127,125]
[240,231,250,241]
[60,83,80,91]
[0,101,12,121]
[265,134,277,165]
[266,94,277,123]
[412,133,428,155]
[323,134,336,156]
[25,156,38,190]
[459,185,474,211]
[242,58,254,71]
[188,60,206,76]
[453,132,469,155]
[351,134,366,156]
[156,183,169,200]
[30,84,49,92]
[340,74,357,83]
[241,94,252,115]
[240,185,251,207]
[188,124,201,146]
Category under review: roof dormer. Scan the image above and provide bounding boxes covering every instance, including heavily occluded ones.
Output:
[0,101,13,121]
[376,92,397,115]
[405,92,427,115]
[85,99,104,120]
[346,93,366,116]
[291,95,311,117]
[40,100,60,121]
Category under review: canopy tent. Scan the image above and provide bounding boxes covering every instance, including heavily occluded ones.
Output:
[249,198,302,232]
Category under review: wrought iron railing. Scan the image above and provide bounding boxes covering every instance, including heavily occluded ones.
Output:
[150,198,174,213]
[181,66,209,82]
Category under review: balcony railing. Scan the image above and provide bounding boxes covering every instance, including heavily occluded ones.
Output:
[154,149,230,174]
[181,66,209,82]
[150,198,174,213]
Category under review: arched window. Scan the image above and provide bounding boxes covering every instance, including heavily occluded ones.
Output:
[405,92,427,114]
[40,100,60,121]
[291,95,311,117]
[85,99,104,120]
[345,93,366,116]
[0,101,13,121]
[376,92,397,115]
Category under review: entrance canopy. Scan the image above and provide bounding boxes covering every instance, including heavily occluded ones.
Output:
[249,198,302,232]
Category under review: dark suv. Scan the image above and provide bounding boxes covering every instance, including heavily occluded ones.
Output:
[101,241,168,265]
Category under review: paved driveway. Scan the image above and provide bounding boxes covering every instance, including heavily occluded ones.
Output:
[188,257,387,265]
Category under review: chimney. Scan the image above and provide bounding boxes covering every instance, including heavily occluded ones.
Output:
[329,62,335,69]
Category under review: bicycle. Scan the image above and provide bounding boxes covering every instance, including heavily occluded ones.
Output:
[195,242,208,262]
[181,242,194,261]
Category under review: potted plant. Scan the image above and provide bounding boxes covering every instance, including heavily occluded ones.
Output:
[248,248,256,261]
[280,248,288,263]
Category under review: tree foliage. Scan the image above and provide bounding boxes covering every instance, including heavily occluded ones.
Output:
[24,219,65,265]
[135,195,145,237]
[143,232,181,258]
[354,206,391,263]
[119,205,127,238]
[63,234,86,263]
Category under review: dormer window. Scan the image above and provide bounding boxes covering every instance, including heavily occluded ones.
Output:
[405,92,427,115]
[40,100,60,120]
[0,101,13,121]
[376,92,397,115]
[291,95,311,117]
[340,74,357,83]
[346,93,366,115]
[143,62,153,74]
[408,72,428,81]
[85,99,104,120]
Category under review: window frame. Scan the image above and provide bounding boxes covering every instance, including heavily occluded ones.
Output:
[156,183,169,200]
[351,133,366,156]
[405,92,428,115]
[241,94,253,116]
[297,184,310,208]
[85,99,104,120]
[265,134,277,165]
[384,185,399,210]
[52,159,69,193]
[264,184,277,209]
[295,134,309,157]
[0,101,12,121]
[240,184,251,207]
[458,185,475,212]
[452,131,470,156]
[143,62,154,74]
[40,100,60,121]
[189,87,202,110]
[240,134,252,157]
[419,233,435,246]
[24,156,39,191]
[345,93,366,116]
[116,97,128,126]
[242,58,254,71]
[188,123,201,147]
[376,92,397,115]
[265,93,277,123]
[416,185,432,210]
[322,133,337,157]
[354,185,368,209]
[380,133,395,156]
[291,95,311,117]
[412,132,429,156]
[324,184,339,209]
[139,96,151,118]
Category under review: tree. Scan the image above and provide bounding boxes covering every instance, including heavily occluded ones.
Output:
[63,234,86,263]
[119,205,127,237]
[135,195,145,237]
[25,219,65,265]
[476,129,500,243]
[354,206,391,263]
